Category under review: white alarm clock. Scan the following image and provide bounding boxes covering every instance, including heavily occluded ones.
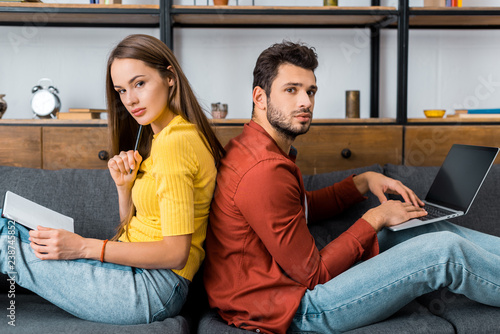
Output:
[31,78,61,119]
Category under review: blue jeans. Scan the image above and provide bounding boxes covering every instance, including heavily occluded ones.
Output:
[0,215,189,325]
[289,221,500,333]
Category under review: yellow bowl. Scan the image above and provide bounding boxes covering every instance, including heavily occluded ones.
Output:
[424,109,446,118]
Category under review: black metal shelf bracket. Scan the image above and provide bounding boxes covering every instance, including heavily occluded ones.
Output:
[162,0,173,49]
[397,0,409,125]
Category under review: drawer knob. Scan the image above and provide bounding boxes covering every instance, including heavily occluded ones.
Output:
[98,150,109,161]
[341,148,352,159]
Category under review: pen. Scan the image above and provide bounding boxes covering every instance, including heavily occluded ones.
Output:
[130,125,143,174]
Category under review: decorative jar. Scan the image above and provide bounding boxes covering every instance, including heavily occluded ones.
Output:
[0,94,7,119]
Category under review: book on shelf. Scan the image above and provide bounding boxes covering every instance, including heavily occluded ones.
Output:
[430,0,461,7]
[57,108,106,120]
[455,108,500,114]
[447,113,500,119]
[68,108,107,113]
[424,0,446,7]
[89,0,122,4]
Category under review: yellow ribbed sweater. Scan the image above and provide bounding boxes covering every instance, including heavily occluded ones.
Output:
[119,115,216,281]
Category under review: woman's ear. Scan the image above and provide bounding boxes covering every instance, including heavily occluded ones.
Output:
[166,65,175,87]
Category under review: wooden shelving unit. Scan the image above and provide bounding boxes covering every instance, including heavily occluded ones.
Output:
[169,5,397,27]
[409,7,500,28]
[0,3,160,27]
[395,2,500,125]
[2,2,500,124]
[0,119,107,126]
[0,1,499,171]
[409,117,500,124]
[211,118,397,126]
[164,1,397,121]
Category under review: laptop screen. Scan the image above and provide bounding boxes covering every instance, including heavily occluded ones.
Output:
[425,144,499,212]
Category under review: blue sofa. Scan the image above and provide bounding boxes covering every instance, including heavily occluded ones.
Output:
[0,163,499,333]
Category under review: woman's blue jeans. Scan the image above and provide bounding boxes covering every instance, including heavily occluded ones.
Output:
[0,214,189,325]
[289,221,500,333]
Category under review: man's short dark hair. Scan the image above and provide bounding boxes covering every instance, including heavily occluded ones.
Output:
[252,41,318,107]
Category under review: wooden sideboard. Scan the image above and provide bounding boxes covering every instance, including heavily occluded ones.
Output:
[1,120,499,174]
[405,125,500,167]
[0,120,110,170]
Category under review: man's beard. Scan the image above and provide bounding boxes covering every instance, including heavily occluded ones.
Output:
[267,100,312,141]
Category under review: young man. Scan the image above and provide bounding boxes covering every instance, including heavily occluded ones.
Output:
[203,41,500,334]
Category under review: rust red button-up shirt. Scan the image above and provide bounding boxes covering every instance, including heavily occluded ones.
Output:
[204,121,379,334]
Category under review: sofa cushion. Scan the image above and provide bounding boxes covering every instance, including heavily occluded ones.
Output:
[0,166,119,239]
[302,164,384,192]
[198,300,454,334]
[0,167,119,295]
[342,300,454,334]
[0,294,189,334]
[303,164,383,250]
[417,289,500,333]
[198,310,253,334]
[0,166,189,332]
[384,164,500,237]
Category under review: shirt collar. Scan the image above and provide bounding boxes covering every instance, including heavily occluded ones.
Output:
[247,120,297,163]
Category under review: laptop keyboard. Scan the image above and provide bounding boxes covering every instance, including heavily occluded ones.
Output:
[421,204,455,221]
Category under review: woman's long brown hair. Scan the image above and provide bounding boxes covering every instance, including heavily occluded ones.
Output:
[105,34,225,241]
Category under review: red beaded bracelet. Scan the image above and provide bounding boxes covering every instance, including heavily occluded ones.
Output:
[100,239,109,263]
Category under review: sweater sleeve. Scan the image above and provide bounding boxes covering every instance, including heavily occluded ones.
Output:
[151,131,198,236]
[234,160,379,289]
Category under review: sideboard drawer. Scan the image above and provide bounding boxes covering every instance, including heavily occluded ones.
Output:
[0,126,42,168]
[294,125,403,175]
[405,126,500,167]
[43,127,110,170]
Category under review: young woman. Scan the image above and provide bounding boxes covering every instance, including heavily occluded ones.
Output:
[0,34,224,324]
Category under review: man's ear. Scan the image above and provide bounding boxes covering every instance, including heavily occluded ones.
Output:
[253,86,267,111]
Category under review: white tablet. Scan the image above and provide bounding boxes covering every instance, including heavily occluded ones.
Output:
[2,191,74,233]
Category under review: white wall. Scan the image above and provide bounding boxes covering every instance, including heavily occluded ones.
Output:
[174,28,374,119]
[1,0,499,120]
[0,27,159,119]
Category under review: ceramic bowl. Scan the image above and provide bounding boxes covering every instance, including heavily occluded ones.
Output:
[424,109,446,118]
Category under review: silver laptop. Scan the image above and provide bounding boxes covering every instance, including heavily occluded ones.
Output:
[1,191,74,233]
[388,144,499,231]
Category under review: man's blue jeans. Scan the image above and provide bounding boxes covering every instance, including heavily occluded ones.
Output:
[0,215,189,325]
[289,221,500,333]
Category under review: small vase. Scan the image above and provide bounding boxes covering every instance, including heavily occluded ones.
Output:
[211,103,228,119]
[0,94,7,119]
[214,0,229,5]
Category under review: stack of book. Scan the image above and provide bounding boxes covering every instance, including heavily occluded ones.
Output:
[424,0,462,7]
[447,108,500,119]
[89,0,122,4]
[57,108,106,120]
